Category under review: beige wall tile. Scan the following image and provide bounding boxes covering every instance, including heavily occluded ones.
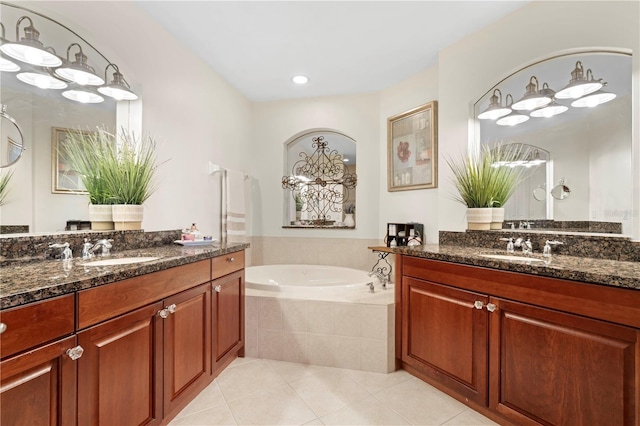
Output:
[306,301,334,335]
[306,334,336,367]
[281,331,308,364]
[333,303,363,338]
[360,304,388,340]
[257,329,283,360]
[281,299,308,332]
[360,338,390,373]
[244,327,258,358]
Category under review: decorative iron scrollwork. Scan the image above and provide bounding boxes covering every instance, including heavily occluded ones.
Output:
[282,136,357,225]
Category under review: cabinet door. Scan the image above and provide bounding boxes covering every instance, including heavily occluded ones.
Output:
[212,270,244,373]
[490,298,638,426]
[78,302,164,426]
[402,277,489,406]
[0,335,77,426]
[163,283,211,416]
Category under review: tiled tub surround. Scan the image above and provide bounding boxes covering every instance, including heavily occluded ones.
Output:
[0,241,249,309]
[245,285,395,374]
[248,236,384,271]
[440,230,640,262]
[394,244,640,290]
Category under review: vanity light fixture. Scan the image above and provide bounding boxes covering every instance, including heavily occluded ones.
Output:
[0,16,62,67]
[292,75,309,84]
[16,71,67,89]
[530,100,568,118]
[62,89,104,104]
[0,23,20,72]
[54,43,105,86]
[477,89,511,120]
[511,76,552,111]
[496,94,530,126]
[555,61,603,99]
[97,63,138,100]
[570,89,616,108]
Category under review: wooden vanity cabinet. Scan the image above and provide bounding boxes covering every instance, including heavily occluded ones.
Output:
[211,252,245,375]
[77,259,213,425]
[0,294,77,426]
[1,335,77,426]
[397,255,640,426]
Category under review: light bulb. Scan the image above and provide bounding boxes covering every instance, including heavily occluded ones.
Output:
[34,75,50,89]
[75,73,89,85]
[24,48,43,65]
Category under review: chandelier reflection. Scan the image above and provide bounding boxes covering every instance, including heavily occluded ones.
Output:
[282,136,357,225]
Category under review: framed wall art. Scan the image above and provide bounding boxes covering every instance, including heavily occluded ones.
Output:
[51,127,94,194]
[387,101,438,191]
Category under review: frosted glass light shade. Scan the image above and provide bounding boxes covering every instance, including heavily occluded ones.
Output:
[571,90,616,108]
[0,57,20,72]
[62,89,104,103]
[530,101,568,118]
[16,72,67,89]
[496,111,529,126]
[0,43,61,67]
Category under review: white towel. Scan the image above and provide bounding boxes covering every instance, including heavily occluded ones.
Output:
[225,169,246,238]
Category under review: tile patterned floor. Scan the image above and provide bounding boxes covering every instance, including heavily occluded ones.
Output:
[169,358,497,426]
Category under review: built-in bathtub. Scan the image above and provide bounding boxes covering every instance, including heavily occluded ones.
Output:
[244,264,395,373]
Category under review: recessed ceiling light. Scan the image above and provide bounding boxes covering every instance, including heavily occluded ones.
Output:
[292,75,309,84]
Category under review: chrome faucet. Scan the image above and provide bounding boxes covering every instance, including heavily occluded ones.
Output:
[514,238,532,255]
[89,239,113,256]
[543,240,564,258]
[49,242,73,260]
[499,237,514,253]
[81,238,94,259]
[368,270,388,290]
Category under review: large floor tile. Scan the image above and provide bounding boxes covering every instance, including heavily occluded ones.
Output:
[289,369,371,417]
[343,368,414,394]
[168,403,237,426]
[267,359,336,383]
[374,379,467,425]
[442,409,498,425]
[227,383,317,425]
[216,359,287,402]
[320,395,410,425]
[173,381,227,419]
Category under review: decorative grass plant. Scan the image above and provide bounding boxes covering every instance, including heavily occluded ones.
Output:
[62,127,159,206]
[446,143,530,208]
[0,170,13,206]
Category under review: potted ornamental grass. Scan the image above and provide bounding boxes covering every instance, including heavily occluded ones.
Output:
[61,128,117,229]
[100,130,159,230]
[63,126,160,231]
[0,170,13,206]
[447,143,529,230]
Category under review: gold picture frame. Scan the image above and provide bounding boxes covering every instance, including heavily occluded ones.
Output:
[387,101,438,191]
[51,127,94,194]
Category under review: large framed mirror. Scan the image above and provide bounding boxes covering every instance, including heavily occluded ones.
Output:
[282,129,357,228]
[0,2,137,234]
[474,50,632,235]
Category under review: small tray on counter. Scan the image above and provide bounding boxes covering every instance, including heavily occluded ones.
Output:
[173,240,217,246]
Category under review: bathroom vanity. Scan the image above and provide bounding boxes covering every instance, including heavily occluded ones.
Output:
[395,246,640,426]
[0,243,247,426]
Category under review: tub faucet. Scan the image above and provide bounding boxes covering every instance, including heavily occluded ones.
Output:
[368,270,388,290]
[366,281,375,293]
[89,239,113,256]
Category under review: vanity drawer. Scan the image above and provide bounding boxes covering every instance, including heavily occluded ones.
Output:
[212,250,244,279]
[78,259,210,329]
[0,294,75,359]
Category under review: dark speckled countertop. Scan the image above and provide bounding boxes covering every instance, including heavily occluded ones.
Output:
[0,242,249,310]
[394,244,640,291]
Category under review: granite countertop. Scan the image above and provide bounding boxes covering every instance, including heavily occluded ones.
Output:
[394,244,640,291]
[0,242,249,310]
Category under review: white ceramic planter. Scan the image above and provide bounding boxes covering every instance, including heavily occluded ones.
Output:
[467,207,493,230]
[112,204,144,230]
[490,207,505,230]
[88,204,114,230]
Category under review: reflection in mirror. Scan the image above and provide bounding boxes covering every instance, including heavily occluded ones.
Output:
[551,179,571,200]
[0,105,24,167]
[532,185,546,202]
[0,2,136,234]
[475,51,632,235]
[282,130,357,228]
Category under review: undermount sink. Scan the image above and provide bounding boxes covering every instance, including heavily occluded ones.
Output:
[479,254,545,263]
[82,257,160,267]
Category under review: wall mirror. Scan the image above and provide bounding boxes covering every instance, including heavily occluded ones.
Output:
[0,2,137,234]
[282,129,357,228]
[474,51,633,235]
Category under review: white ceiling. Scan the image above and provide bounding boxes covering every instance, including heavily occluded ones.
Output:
[134,1,530,102]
